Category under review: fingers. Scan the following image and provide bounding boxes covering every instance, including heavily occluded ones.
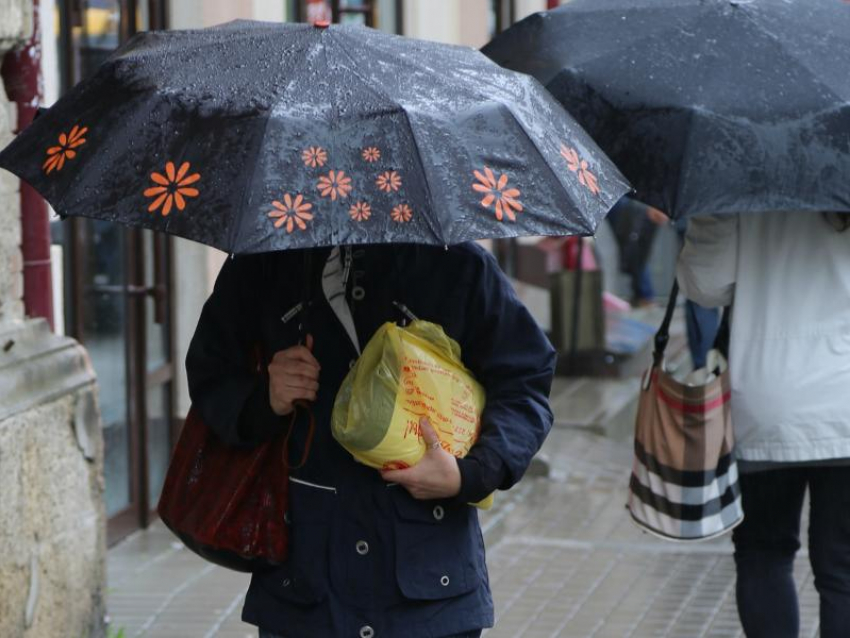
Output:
[269,359,320,381]
[267,340,321,414]
[272,344,320,368]
[281,375,319,392]
[381,468,406,484]
[380,446,461,500]
[419,417,440,451]
[280,386,317,403]
[269,382,317,415]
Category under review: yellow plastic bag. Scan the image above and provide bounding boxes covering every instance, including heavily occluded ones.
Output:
[332,320,494,509]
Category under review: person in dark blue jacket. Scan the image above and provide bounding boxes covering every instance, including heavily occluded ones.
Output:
[186,242,556,638]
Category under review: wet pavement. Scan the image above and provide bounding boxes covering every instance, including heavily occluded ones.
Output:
[482,428,819,638]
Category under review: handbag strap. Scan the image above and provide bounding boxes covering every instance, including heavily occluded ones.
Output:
[653,279,733,368]
[652,279,679,369]
[282,403,316,470]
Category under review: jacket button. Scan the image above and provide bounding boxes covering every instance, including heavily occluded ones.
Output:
[349,359,356,369]
[356,540,369,555]
[359,625,374,638]
[284,511,291,525]
[440,575,450,586]
[282,578,291,587]
[432,505,445,521]
[352,286,366,301]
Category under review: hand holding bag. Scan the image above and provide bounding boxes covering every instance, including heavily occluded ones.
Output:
[627,281,743,541]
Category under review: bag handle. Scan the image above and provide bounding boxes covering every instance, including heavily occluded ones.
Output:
[652,279,732,370]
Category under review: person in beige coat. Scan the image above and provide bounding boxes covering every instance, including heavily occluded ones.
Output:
[677,212,850,638]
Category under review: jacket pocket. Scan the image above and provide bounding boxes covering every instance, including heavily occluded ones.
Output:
[257,478,336,605]
[391,490,484,600]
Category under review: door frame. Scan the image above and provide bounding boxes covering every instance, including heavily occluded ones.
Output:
[57,0,173,545]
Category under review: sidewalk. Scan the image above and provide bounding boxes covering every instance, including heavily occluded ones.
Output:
[107,341,820,637]
[482,428,819,638]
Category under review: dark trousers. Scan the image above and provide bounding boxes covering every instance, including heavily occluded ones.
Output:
[732,466,850,637]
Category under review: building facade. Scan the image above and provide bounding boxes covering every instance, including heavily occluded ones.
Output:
[1,2,105,636]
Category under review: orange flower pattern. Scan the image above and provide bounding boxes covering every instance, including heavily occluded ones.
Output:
[144,161,201,216]
[472,167,523,222]
[268,193,314,233]
[43,125,88,174]
[376,170,402,193]
[349,201,372,222]
[391,203,413,223]
[302,146,328,168]
[560,144,600,195]
[317,170,353,200]
[362,147,381,163]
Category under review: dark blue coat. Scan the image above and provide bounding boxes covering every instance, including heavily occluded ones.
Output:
[187,242,556,638]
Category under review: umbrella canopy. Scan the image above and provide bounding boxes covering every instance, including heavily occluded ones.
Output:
[483,0,850,219]
[0,20,629,253]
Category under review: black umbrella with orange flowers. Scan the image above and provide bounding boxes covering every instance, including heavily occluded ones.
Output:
[0,20,629,253]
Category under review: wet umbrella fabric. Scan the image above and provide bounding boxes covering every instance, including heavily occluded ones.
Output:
[0,21,629,253]
[483,0,850,219]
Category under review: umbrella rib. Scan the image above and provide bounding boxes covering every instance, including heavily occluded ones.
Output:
[671,107,697,219]
[330,30,405,108]
[396,109,445,244]
[230,112,274,253]
[232,33,322,252]
[332,31,445,244]
[736,8,849,105]
[499,99,595,236]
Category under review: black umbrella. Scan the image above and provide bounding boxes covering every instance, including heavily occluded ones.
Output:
[0,20,629,253]
[483,0,850,219]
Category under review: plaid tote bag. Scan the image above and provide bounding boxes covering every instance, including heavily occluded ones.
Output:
[627,282,743,541]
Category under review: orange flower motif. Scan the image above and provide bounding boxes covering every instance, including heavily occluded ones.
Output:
[362,147,381,163]
[43,124,88,174]
[561,144,600,195]
[472,167,523,222]
[376,170,401,193]
[391,203,413,223]
[349,201,371,222]
[302,146,328,168]
[317,170,352,200]
[144,161,201,217]
[268,193,314,233]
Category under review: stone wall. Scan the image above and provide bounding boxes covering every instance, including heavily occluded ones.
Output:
[0,54,24,325]
[0,1,107,636]
[0,325,104,638]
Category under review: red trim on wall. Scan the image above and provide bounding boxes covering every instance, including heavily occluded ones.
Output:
[1,0,54,330]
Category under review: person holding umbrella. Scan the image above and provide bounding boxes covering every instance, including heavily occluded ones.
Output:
[485,1,850,635]
[189,241,554,638]
[0,21,630,637]
[677,212,850,638]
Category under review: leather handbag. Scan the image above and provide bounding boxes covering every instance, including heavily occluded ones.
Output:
[627,281,743,541]
[157,346,314,572]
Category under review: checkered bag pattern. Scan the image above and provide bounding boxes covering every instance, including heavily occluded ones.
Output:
[627,362,743,541]
[627,280,742,541]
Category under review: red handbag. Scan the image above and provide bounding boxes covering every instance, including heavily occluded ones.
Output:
[157,352,315,572]
[157,407,285,571]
